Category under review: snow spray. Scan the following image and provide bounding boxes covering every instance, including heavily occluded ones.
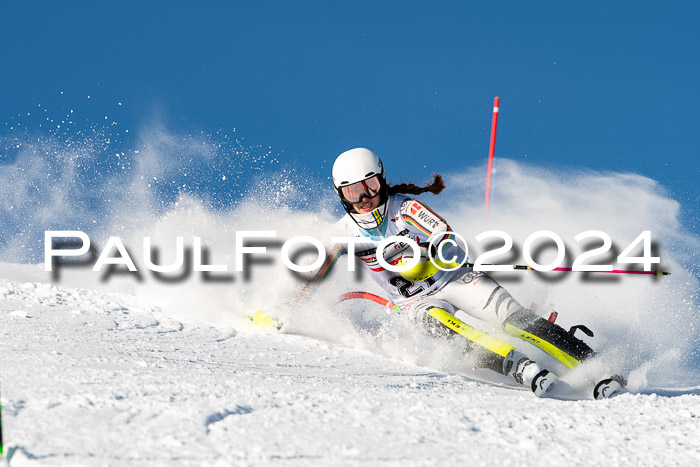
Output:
[1,102,698,390]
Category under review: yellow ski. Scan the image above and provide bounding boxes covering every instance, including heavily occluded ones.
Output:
[427,307,515,358]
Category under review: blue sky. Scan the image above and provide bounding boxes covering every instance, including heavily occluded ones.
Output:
[1,1,699,232]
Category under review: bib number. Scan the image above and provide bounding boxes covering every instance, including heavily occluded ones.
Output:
[389,275,436,298]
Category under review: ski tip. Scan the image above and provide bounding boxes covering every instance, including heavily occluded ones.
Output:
[248,310,281,330]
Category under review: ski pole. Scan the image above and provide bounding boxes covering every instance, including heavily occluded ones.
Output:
[295,244,346,304]
[459,263,670,276]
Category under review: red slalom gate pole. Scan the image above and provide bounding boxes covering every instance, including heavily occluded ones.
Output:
[337,291,401,313]
[484,96,500,216]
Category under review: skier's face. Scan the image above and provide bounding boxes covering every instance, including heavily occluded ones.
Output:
[352,195,381,214]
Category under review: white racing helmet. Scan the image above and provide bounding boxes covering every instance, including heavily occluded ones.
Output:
[332,148,389,230]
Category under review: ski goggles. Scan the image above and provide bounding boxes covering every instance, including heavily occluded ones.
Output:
[340,175,382,203]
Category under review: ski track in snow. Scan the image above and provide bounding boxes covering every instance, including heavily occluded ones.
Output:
[1,278,699,466]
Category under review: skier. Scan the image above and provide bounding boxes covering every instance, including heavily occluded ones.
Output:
[313,147,624,398]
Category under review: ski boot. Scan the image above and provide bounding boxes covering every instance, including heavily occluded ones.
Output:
[593,375,628,400]
[506,351,558,397]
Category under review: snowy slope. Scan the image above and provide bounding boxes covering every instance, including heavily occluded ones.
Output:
[1,134,699,466]
[1,275,699,466]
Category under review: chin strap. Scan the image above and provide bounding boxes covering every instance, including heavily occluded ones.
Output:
[350,202,388,231]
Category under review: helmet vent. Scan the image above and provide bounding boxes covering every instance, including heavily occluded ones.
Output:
[364,172,375,177]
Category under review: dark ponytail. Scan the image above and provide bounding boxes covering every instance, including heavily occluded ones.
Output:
[387,174,445,196]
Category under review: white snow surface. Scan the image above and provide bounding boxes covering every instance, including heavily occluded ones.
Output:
[1,267,699,466]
